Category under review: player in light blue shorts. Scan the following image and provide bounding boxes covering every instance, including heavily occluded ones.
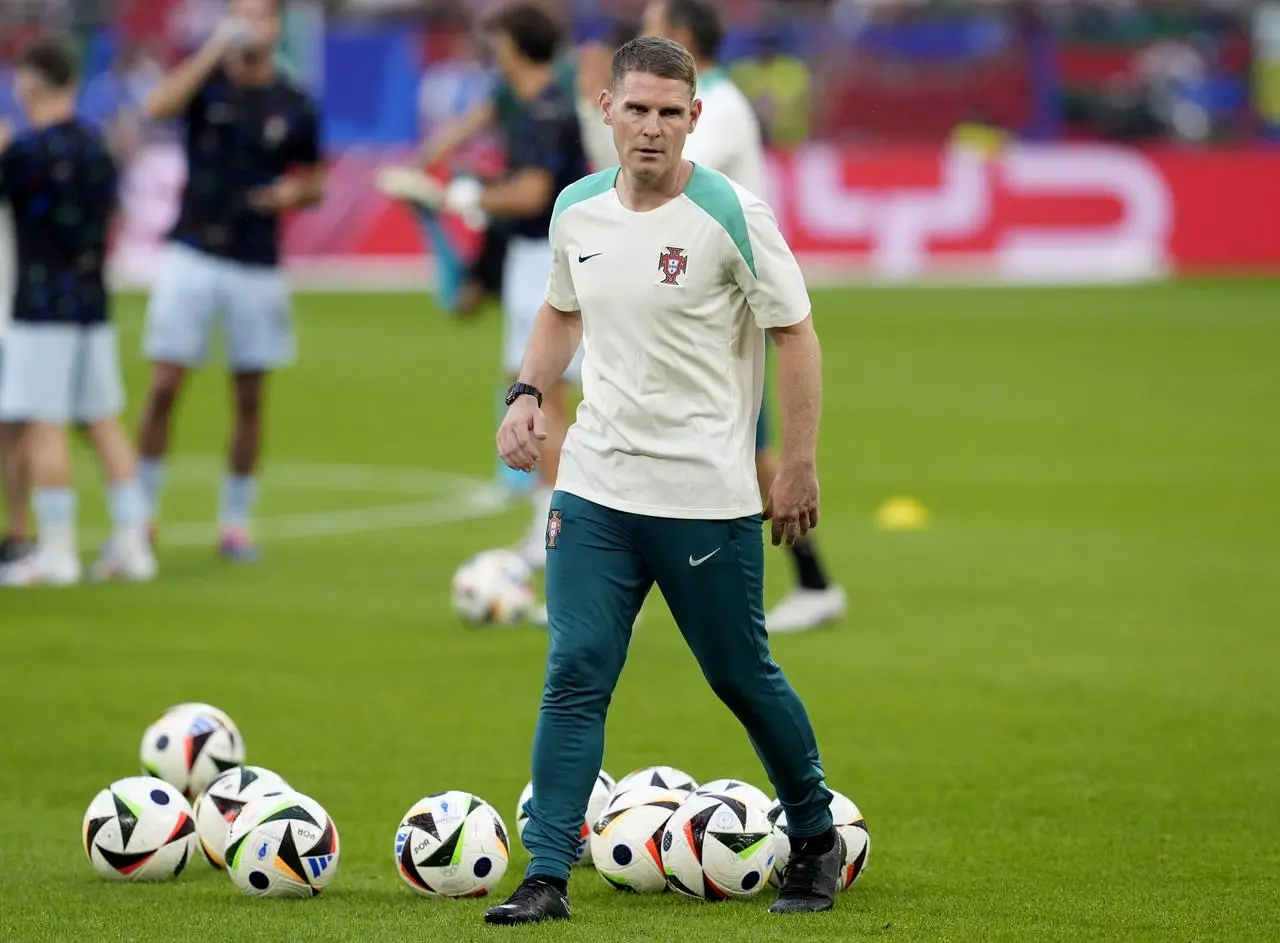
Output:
[0,39,155,585]
[133,0,325,561]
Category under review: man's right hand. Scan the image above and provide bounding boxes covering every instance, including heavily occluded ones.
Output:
[497,395,548,473]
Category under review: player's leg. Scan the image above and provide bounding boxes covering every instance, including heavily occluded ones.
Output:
[756,384,846,634]
[0,324,81,585]
[641,514,842,911]
[137,244,220,530]
[0,420,33,561]
[486,493,651,925]
[376,166,471,313]
[78,322,156,582]
[221,258,294,561]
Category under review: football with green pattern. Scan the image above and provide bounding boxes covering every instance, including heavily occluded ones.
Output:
[661,793,775,900]
[82,776,197,881]
[394,791,509,898]
[225,791,339,898]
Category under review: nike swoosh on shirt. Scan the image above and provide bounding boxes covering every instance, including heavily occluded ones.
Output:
[689,548,720,567]
[578,252,603,263]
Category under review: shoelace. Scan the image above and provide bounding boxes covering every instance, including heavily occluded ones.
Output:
[778,853,823,898]
[505,879,556,907]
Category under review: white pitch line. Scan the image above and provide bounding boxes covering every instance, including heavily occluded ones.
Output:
[77,458,520,548]
[154,486,512,548]
[162,456,487,496]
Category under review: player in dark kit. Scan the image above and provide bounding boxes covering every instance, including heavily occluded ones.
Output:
[0,40,156,586]
[135,0,325,561]
[379,3,590,570]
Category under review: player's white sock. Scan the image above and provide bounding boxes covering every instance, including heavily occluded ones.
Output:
[138,458,166,520]
[107,479,149,542]
[32,487,78,561]
[219,474,259,535]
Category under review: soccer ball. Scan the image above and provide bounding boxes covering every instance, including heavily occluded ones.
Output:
[395,791,510,898]
[589,785,682,893]
[693,779,772,813]
[451,550,536,624]
[140,702,245,798]
[768,789,870,890]
[613,766,698,799]
[661,793,774,900]
[193,766,290,869]
[516,769,614,866]
[82,777,197,881]
[226,791,339,897]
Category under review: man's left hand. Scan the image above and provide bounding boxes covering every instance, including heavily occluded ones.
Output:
[764,460,820,547]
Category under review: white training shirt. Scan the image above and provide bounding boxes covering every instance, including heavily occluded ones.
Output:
[546,164,811,520]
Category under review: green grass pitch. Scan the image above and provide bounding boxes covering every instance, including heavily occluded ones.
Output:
[2,280,1278,942]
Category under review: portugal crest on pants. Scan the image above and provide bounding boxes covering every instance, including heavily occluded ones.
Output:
[658,246,687,286]
[546,510,563,549]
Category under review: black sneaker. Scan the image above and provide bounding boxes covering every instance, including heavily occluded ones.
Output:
[769,833,843,914]
[0,537,33,565]
[483,877,571,926]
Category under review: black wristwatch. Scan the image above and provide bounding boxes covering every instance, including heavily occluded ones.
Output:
[505,382,543,408]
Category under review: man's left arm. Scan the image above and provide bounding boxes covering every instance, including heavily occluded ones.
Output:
[248,100,326,213]
[734,197,823,543]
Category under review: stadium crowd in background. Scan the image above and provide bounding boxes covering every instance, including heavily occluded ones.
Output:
[0,0,1271,147]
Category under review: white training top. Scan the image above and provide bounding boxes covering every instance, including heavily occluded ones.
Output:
[680,68,767,199]
[576,67,767,200]
[545,164,811,520]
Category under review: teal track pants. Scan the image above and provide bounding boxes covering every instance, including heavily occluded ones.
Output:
[520,491,833,881]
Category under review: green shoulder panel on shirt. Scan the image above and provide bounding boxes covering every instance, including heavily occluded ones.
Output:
[684,164,757,278]
[550,167,619,232]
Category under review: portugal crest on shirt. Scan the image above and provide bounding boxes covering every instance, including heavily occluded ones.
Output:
[658,246,687,286]
[546,510,563,549]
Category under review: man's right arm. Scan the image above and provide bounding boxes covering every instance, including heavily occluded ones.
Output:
[144,35,229,122]
[516,302,583,393]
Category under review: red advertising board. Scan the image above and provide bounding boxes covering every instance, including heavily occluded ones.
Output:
[108,144,1280,287]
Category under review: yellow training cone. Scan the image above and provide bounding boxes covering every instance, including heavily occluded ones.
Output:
[875,496,931,532]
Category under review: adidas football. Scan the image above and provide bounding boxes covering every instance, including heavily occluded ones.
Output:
[82,776,197,881]
[693,779,772,813]
[768,789,870,890]
[613,766,698,799]
[589,785,683,893]
[394,791,509,898]
[193,765,290,869]
[451,550,536,624]
[662,793,774,900]
[516,769,614,866]
[140,702,245,798]
[225,791,339,897]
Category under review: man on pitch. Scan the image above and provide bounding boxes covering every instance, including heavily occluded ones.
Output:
[488,36,841,925]
[136,0,325,561]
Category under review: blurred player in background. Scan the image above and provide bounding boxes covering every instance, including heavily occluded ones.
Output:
[0,185,32,565]
[380,3,589,570]
[573,0,846,634]
[0,40,156,586]
[135,0,325,562]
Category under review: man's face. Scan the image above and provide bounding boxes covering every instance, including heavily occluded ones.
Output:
[603,70,701,182]
[486,31,521,83]
[14,68,49,117]
[229,0,281,53]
